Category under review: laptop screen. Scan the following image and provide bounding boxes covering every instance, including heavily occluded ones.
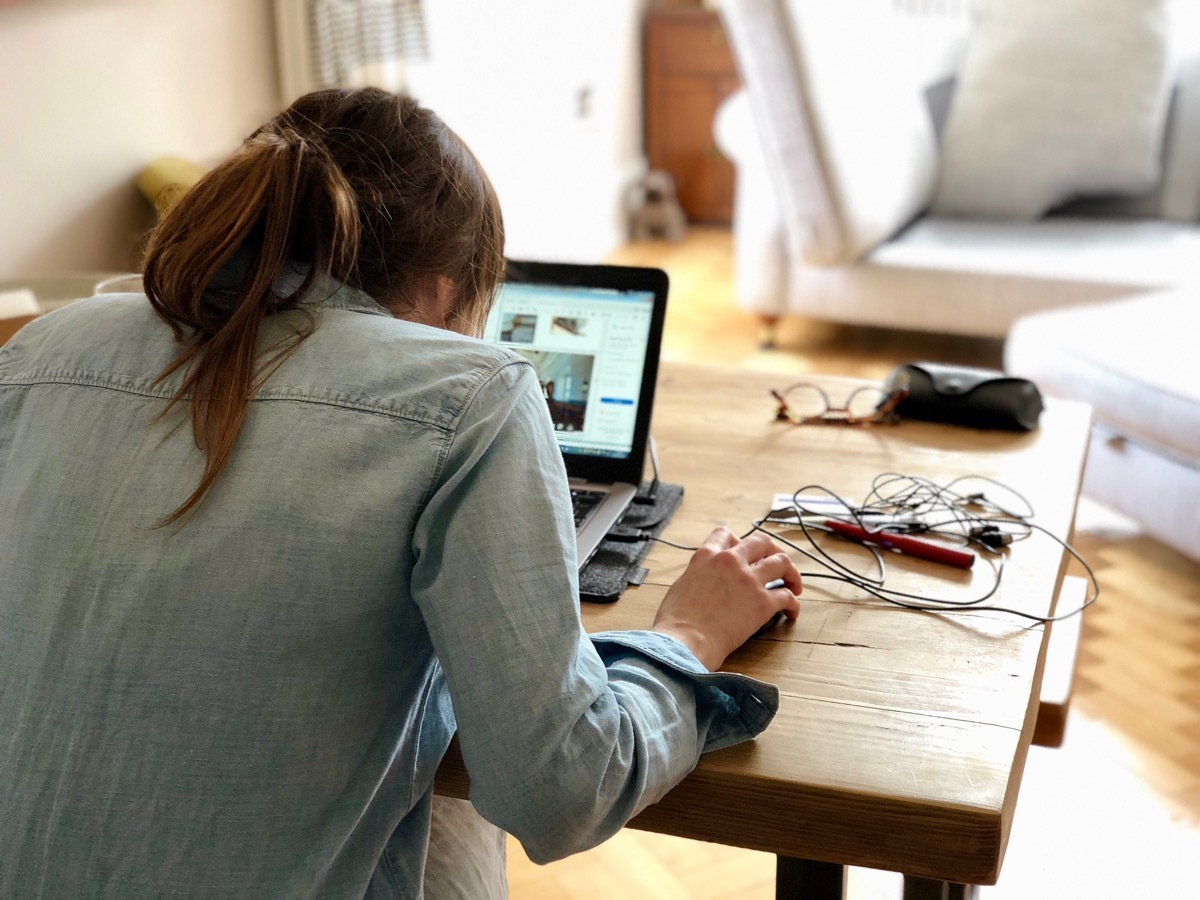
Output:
[482,260,669,484]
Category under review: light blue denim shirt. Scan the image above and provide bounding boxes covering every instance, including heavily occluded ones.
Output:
[0,281,779,898]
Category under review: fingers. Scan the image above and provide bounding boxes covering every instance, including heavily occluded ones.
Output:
[700,526,740,552]
[698,527,803,620]
[701,529,801,594]
[754,550,803,595]
[702,528,786,563]
[722,531,802,590]
[730,530,787,564]
[757,551,802,621]
[768,583,803,620]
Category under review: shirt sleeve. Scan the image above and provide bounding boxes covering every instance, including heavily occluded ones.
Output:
[409,360,779,864]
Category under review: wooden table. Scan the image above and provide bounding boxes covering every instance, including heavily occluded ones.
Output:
[438,362,1092,898]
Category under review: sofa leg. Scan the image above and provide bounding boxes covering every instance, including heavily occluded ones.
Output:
[757,314,780,349]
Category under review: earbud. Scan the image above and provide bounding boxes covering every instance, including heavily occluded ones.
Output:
[970,525,1012,548]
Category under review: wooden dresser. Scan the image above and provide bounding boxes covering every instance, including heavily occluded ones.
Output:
[643,7,741,225]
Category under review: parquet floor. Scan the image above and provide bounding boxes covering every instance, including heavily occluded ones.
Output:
[504,227,1200,898]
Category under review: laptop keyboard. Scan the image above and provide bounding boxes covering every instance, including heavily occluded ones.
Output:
[571,488,606,527]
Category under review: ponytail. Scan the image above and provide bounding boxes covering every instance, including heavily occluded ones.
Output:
[143,125,359,526]
[143,88,505,527]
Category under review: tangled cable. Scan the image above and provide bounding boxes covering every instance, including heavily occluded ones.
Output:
[655,473,1098,624]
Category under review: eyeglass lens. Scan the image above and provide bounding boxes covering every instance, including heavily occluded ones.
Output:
[780,384,890,420]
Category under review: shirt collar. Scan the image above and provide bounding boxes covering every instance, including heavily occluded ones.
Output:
[207,251,394,321]
[299,272,393,320]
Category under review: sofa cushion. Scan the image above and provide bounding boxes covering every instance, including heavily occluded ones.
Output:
[1005,290,1200,561]
[1004,291,1200,465]
[876,217,1200,291]
[1012,3,1200,224]
[793,217,1200,338]
[931,0,1173,220]
[778,217,1200,339]
[1075,421,1200,562]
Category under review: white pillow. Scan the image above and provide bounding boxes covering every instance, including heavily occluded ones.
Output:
[930,0,1172,220]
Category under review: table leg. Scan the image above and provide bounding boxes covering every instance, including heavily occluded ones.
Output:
[902,875,981,900]
[775,856,847,899]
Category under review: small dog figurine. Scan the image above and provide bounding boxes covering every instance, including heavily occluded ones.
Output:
[631,169,688,242]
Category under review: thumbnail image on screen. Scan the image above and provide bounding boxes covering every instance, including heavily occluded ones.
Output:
[499,313,538,344]
[511,349,595,433]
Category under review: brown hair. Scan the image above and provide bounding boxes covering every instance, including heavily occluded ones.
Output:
[143,88,505,525]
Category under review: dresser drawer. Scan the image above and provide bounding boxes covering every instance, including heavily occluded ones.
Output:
[647,10,737,78]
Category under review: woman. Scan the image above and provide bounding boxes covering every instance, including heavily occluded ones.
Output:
[0,88,801,898]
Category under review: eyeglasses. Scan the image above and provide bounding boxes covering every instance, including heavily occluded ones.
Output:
[771,379,908,426]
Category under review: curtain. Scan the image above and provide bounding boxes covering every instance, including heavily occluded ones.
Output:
[310,0,429,90]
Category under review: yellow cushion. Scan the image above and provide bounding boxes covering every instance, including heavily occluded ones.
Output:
[137,156,205,214]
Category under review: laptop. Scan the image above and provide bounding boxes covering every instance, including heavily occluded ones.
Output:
[482,259,669,569]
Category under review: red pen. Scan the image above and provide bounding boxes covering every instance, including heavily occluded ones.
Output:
[822,519,975,569]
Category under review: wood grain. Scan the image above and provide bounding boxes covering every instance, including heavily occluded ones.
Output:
[440,358,1090,885]
[501,226,1200,899]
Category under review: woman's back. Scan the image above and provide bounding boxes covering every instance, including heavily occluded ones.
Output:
[0,86,801,899]
[0,284,546,897]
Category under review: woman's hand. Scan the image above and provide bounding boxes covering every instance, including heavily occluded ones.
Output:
[651,527,802,671]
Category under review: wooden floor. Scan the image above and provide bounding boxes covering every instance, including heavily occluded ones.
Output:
[504,228,1200,898]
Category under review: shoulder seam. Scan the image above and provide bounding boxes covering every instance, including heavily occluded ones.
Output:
[418,357,533,510]
[0,357,534,430]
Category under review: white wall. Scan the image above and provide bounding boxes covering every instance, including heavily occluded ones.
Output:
[403,0,648,262]
[0,0,279,278]
[0,0,647,278]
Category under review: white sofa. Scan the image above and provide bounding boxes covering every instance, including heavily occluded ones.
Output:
[716,0,1200,562]
[715,0,1200,343]
[1005,291,1200,562]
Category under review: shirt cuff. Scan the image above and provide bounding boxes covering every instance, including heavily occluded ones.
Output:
[589,630,780,753]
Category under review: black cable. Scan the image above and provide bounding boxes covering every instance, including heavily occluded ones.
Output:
[754,518,1009,609]
[648,472,1099,624]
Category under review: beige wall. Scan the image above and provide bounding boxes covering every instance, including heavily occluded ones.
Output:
[0,0,279,278]
[0,0,649,279]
